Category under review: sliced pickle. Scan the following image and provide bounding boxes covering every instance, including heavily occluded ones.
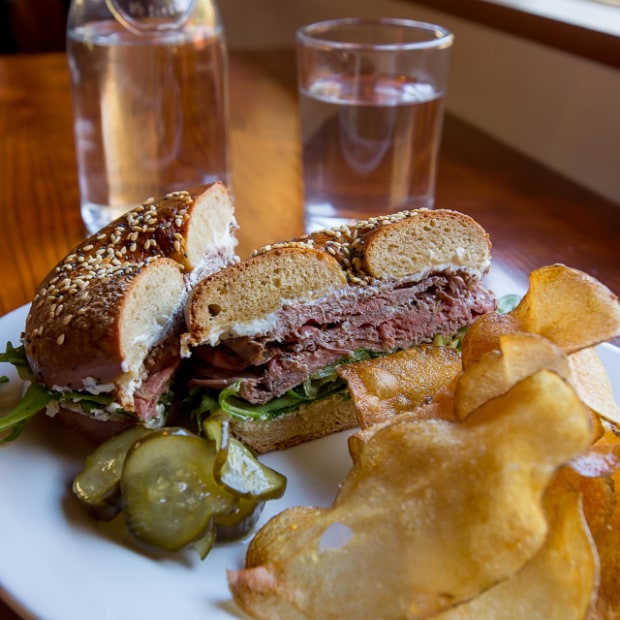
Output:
[121,427,237,553]
[72,426,151,520]
[192,521,217,560]
[204,418,287,501]
[215,498,265,542]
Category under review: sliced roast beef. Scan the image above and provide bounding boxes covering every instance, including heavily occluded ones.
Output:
[133,366,177,420]
[133,336,182,420]
[189,272,496,404]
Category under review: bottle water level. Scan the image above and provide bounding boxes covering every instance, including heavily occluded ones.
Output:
[300,74,444,232]
[67,20,229,233]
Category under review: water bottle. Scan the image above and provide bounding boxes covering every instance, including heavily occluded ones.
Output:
[66,0,230,234]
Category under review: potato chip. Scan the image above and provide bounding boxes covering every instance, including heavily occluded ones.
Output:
[461,265,620,367]
[588,468,620,619]
[431,489,598,620]
[347,401,453,463]
[558,465,616,540]
[455,333,570,420]
[338,345,461,429]
[569,347,620,425]
[228,370,592,620]
[460,311,520,367]
[569,425,620,479]
[511,264,620,354]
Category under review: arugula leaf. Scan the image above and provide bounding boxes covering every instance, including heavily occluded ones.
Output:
[432,326,469,351]
[0,341,27,365]
[497,293,522,314]
[0,383,56,443]
[0,341,34,382]
[218,383,307,420]
[189,351,374,423]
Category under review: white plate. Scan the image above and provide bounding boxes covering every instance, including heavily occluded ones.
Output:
[0,304,355,620]
[0,304,619,620]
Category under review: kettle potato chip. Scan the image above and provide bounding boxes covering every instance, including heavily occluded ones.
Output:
[228,370,592,620]
[511,264,620,353]
[568,347,620,425]
[228,263,620,620]
[461,264,620,367]
[455,332,570,420]
[431,489,597,620]
[337,345,461,429]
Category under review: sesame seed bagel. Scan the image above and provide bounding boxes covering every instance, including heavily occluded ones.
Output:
[185,209,492,348]
[24,182,238,437]
[184,208,495,453]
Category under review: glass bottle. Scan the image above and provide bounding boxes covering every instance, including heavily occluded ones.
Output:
[66,0,230,233]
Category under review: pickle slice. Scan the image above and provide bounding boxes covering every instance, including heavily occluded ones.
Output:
[73,426,151,520]
[192,521,217,560]
[215,498,265,542]
[121,427,236,552]
[204,418,287,501]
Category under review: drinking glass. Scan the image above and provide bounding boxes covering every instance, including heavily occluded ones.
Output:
[296,18,453,232]
[67,0,230,234]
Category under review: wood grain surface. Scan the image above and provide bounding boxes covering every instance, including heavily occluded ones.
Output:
[0,47,619,620]
[1,50,619,316]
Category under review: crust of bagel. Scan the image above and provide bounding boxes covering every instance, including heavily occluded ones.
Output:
[52,404,137,444]
[228,394,358,454]
[186,209,492,349]
[24,182,237,416]
[185,246,347,347]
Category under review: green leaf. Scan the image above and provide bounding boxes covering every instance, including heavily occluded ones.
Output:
[0,383,55,443]
[191,351,370,423]
[497,294,522,314]
[218,384,306,420]
[0,341,35,382]
[0,341,28,366]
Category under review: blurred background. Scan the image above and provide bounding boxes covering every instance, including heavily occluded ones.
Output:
[1,0,618,207]
[0,0,69,53]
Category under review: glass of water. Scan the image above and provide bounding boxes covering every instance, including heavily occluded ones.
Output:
[67,0,230,234]
[296,18,453,232]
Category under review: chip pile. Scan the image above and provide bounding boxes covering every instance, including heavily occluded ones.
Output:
[227,264,620,620]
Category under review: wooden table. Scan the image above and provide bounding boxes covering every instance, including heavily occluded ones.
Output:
[0,49,619,619]
[0,50,619,317]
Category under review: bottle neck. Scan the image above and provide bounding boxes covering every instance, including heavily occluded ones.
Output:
[105,0,197,33]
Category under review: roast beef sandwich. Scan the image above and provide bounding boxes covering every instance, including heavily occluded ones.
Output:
[182,209,497,453]
[19,182,238,441]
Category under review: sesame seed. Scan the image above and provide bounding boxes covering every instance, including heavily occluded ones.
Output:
[56,334,65,345]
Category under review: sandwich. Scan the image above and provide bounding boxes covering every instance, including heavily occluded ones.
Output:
[181,209,496,453]
[9,182,238,441]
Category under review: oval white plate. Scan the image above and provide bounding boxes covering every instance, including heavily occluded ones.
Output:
[0,304,618,620]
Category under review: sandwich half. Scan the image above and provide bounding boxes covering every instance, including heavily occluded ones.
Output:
[182,209,496,453]
[22,182,238,441]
